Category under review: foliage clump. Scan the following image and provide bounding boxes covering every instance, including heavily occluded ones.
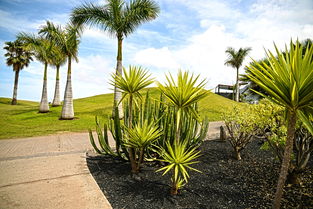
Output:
[222,104,264,160]
[89,68,208,195]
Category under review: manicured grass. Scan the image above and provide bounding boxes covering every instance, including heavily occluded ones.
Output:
[0,88,241,139]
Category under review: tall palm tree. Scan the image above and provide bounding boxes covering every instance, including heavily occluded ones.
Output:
[247,40,313,209]
[50,42,67,107]
[225,47,251,102]
[71,0,160,118]
[3,40,33,105]
[17,33,54,113]
[39,21,81,119]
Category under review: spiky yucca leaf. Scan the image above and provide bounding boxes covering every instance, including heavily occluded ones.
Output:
[157,140,201,193]
[123,119,161,150]
[111,65,154,104]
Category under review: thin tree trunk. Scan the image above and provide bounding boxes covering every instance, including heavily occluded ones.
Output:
[235,67,240,102]
[113,37,124,119]
[235,147,242,160]
[273,111,297,209]
[39,62,49,113]
[52,65,61,106]
[61,56,74,119]
[11,69,20,105]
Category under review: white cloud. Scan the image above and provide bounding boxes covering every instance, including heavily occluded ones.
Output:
[132,0,313,90]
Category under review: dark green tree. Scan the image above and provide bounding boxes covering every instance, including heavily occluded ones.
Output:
[4,40,33,105]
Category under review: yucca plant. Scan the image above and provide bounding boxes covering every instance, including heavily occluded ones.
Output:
[247,40,313,209]
[123,120,161,172]
[157,141,201,195]
[157,70,208,142]
[111,65,154,173]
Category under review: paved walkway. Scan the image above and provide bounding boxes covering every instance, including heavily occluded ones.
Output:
[0,121,223,209]
[0,132,112,209]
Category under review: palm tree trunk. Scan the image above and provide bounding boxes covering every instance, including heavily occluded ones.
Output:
[273,111,297,209]
[39,62,49,113]
[113,37,124,119]
[52,65,61,106]
[61,56,74,119]
[11,69,20,105]
[235,67,240,102]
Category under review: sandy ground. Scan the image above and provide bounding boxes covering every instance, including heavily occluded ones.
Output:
[0,121,223,209]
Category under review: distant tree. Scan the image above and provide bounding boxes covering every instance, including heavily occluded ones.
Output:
[224,47,251,102]
[4,40,33,105]
[39,21,81,119]
[17,33,54,113]
[71,0,160,118]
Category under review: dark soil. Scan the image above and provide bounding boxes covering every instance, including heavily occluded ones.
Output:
[87,139,313,209]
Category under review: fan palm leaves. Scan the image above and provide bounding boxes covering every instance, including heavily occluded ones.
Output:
[71,0,160,118]
[225,47,251,102]
[157,140,201,195]
[17,33,55,113]
[4,40,33,105]
[157,70,208,142]
[39,21,81,119]
[247,40,313,209]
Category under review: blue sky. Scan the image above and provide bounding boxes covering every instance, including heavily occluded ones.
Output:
[1,0,313,101]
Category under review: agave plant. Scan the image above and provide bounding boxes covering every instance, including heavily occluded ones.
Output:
[157,70,208,142]
[111,65,154,173]
[247,40,313,209]
[157,141,201,195]
[123,120,161,172]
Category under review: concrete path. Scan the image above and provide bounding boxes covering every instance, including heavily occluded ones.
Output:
[0,132,112,209]
[0,121,223,209]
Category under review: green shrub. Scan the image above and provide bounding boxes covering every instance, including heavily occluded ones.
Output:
[223,104,264,160]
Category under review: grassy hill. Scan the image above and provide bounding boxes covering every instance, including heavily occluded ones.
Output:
[0,88,241,139]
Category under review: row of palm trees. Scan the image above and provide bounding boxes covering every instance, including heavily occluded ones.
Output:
[10,22,81,119]
[4,0,160,120]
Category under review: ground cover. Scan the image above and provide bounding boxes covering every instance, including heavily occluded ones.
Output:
[87,139,313,209]
[0,88,239,139]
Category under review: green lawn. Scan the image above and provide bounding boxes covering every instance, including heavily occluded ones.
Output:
[0,88,241,139]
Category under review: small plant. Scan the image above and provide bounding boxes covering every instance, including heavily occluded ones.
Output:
[111,65,154,173]
[123,120,162,173]
[223,105,263,160]
[157,141,201,195]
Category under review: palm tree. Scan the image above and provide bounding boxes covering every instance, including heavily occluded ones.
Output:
[39,21,81,119]
[51,46,66,107]
[71,0,160,118]
[17,33,54,113]
[247,40,313,209]
[3,40,33,105]
[225,47,251,102]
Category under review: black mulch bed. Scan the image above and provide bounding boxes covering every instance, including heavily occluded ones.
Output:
[86,139,313,209]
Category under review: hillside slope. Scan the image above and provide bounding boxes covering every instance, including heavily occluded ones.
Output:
[0,88,240,139]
